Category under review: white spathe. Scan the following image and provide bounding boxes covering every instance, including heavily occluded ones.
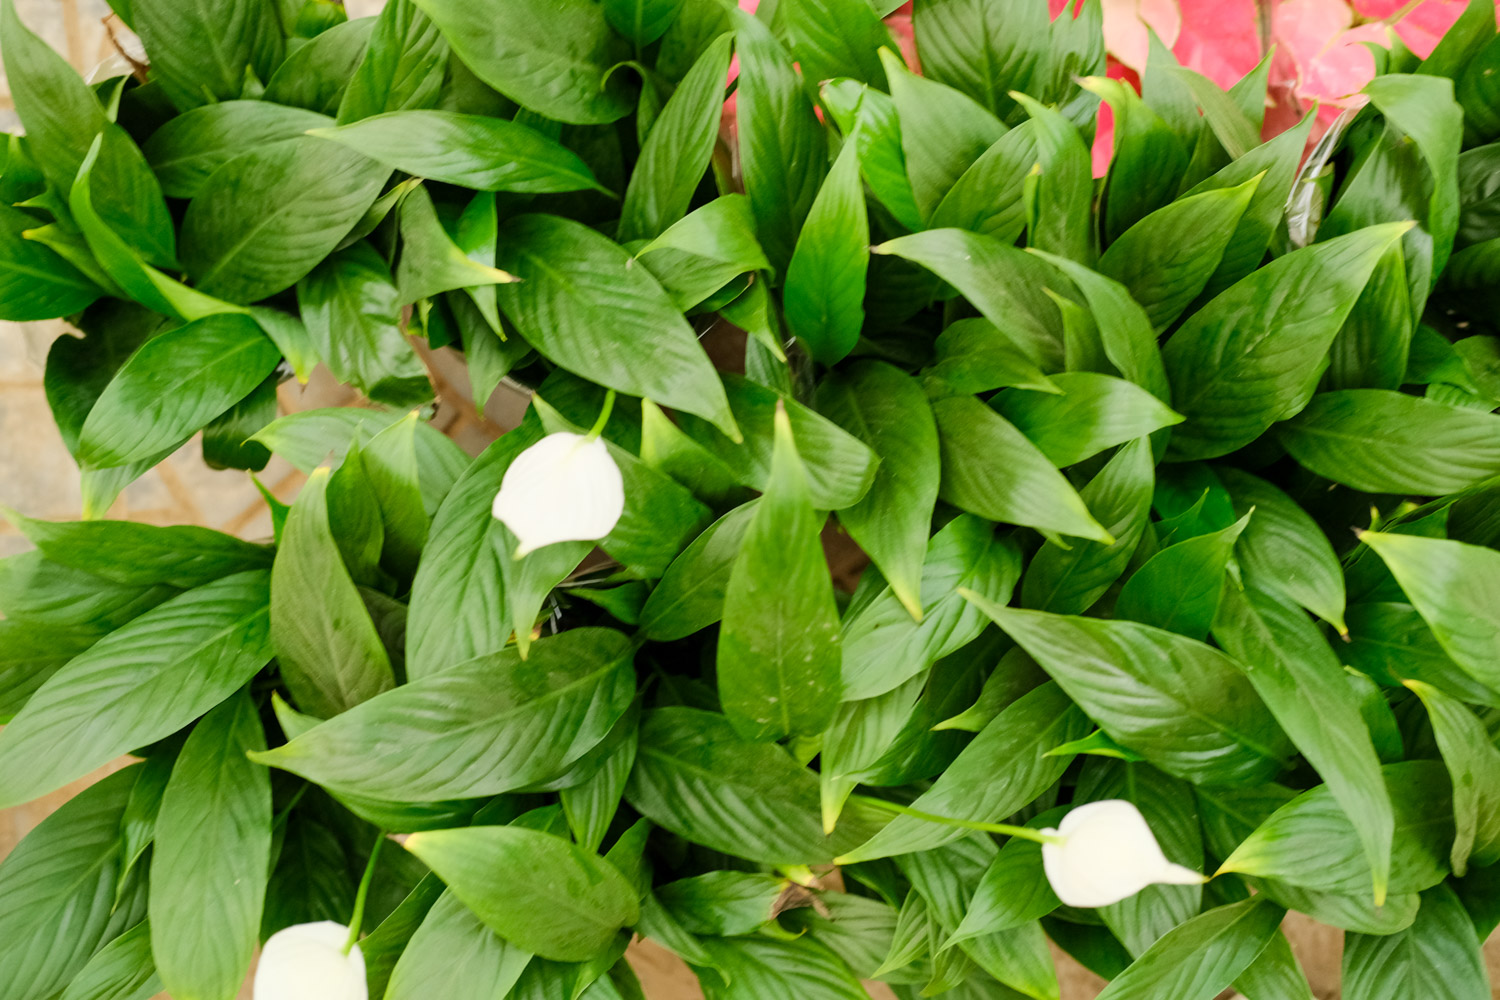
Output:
[253,921,367,1000]
[491,432,625,556]
[1041,799,1206,908]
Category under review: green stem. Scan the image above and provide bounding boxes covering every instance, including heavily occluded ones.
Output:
[849,795,1064,846]
[585,389,617,441]
[344,833,386,955]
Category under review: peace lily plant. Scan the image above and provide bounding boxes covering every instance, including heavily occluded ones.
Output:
[2,0,1500,998]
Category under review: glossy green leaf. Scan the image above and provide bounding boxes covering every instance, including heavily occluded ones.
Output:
[1344,602,1500,708]
[149,692,271,1000]
[657,871,783,936]
[1093,899,1284,1000]
[385,890,530,1000]
[254,628,634,800]
[0,571,272,808]
[718,405,841,741]
[822,78,923,232]
[313,110,605,192]
[1014,93,1096,264]
[405,825,638,962]
[783,140,868,366]
[994,373,1182,468]
[263,17,374,114]
[1219,761,1452,896]
[818,362,939,619]
[1279,390,1500,495]
[1085,76,1189,243]
[58,921,161,1000]
[271,467,396,717]
[411,0,631,124]
[1342,884,1491,1000]
[1212,586,1394,904]
[0,204,101,321]
[495,214,736,437]
[603,0,683,45]
[968,596,1292,785]
[675,374,876,509]
[2,511,271,587]
[130,0,280,110]
[1098,178,1259,330]
[1116,513,1248,639]
[626,707,881,865]
[932,395,1111,542]
[143,101,332,199]
[784,0,892,87]
[732,5,827,271]
[636,195,772,312]
[929,120,1037,242]
[1407,681,1500,874]
[618,33,732,242]
[947,811,1063,948]
[637,501,756,641]
[696,934,869,1000]
[337,0,446,123]
[1162,222,1411,459]
[840,515,1021,700]
[180,137,390,303]
[923,318,1059,397]
[0,767,140,1000]
[839,683,1086,862]
[1022,437,1153,614]
[76,313,278,470]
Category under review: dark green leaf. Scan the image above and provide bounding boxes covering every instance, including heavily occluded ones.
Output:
[930,121,1037,242]
[994,373,1182,467]
[821,79,923,232]
[1407,681,1500,874]
[410,0,632,124]
[263,17,375,114]
[1086,76,1189,243]
[1092,899,1284,1000]
[718,405,841,741]
[149,692,271,1000]
[131,0,280,110]
[337,0,447,124]
[143,101,333,199]
[657,871,783,936]
[0,0,106,193]
[1342,884,1490,1000]
[1278,390,1500,495]
[254,628,635,800]
[696,934,868,1000]
[404,825,639,962]
[602,0,683,45]
[783,141,868,366]
[1116,513,1248,639]
[0,571,272,808]
[967,596,1293,785]
[636,195,772,312]
[0,204,101,321]
[784,0,892,88]
[638,501,756,641]
[2,511,271,587]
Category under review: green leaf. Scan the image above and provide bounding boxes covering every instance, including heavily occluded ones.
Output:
[718,404,841,741]
[0,767,140,1000]
[1325,242,1412,392]
[1212,586,1395,904]
[249,407,407,473]
[263,17,374,114]
[1022,437,1153,615]
[675,374,877,509]
[821,79,924,232]
[619,33,732,242]
[1172,67,1260,158]
[272,467,396,717]
[2,512,271,587]
[1116,513,1249,639]
[494,213,737,438]
[1406,681,1500,874]
[638,501,757,641]
[947,811,1063,948]
[783,141,869,366]
[905,0,1047,123]
[395,184,517,306]
[410,0,631,124]
[1233,930,1314,1000]
[818,362,938,619]
[1097,177,1260,330]
[1218,761,1452,896]
[149,692,271,1000]
[385,890,530,1000]
[359,413,433,579]
[696,935,869,1000]
[994,373,1183,467]
[1092,899,1284,1000]
[0,551,177,632]
[0,204,101,321]
[1342,884,1491,1000]
[1084,76,1190,243]
[130,0,280,110]
[58,921,161,1000]
[876,229,1065,369]
[1358,531,1500,697]
[923,318,1059,397]
[298,241,431,408]
[966,596,1292,785]
[337,0,446,124]
[180,137,390,303]
[1162,222,1411,460]
[0,571,272,808]
[932,395,1111,542]
[626,707,881,865]
[784,0,892,88]
[840,514,1021,700]
[602,0,683,45]
[1344,603,1500,709]
[560,716,638,853]
[143,101,333,199]
[1014,93,1095,264]
[636,195,772,312]
[76,313,279,470]
[1218,467,1346,633]
[0,0,107,193]
[312,110,605,193]
[657,871,784,936]
[732,5,827,271]
[838,683,1087,862]
[404,825,639,962]
[253,628,635,800]
[1278,389,1500,495]
[930,121,1037,242]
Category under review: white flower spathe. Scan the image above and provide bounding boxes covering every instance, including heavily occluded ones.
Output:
[253,921,367,1000]
[1041,799,1206,908]
[491,432,625,556]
